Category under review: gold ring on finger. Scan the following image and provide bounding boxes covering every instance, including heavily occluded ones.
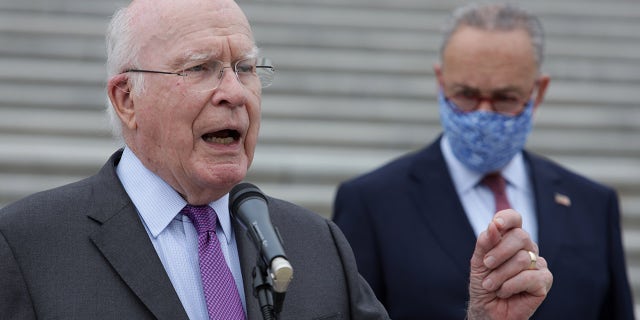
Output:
[527,250,537,270]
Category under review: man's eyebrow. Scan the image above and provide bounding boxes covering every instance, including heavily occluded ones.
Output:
[170,52,215,70]
[240,46,260,60]
[168,47,260,69]
[450,84,480,93]
[451,84,524,95]
[492,86,526,95]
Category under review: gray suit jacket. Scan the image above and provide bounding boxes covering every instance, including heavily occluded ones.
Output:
[0,150,388,320]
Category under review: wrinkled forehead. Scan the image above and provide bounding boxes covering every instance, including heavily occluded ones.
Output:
[129,0,255,56]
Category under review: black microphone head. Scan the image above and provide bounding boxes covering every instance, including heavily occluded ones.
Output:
[229,182,294,293]
[229,182,268,216]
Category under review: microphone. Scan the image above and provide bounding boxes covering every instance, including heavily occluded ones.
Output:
[229,182,293,293]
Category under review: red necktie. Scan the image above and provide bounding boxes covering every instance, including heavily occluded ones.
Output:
[481,173,512,212]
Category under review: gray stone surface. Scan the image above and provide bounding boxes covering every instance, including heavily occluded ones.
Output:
[1,0,639,315]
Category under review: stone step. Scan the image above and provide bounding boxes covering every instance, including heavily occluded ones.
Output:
[4,0,640,21]
[2,132,638,191]
[2,165,639,222]
[1,106,638,160]
[3,9,640,58]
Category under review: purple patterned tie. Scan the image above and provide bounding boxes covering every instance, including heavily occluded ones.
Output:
[181,205,245,320]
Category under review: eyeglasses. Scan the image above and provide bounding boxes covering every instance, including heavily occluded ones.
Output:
[122,57,275,91]
[444,83,538,115]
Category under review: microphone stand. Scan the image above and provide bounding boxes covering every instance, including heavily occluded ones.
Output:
[252,256,286,320]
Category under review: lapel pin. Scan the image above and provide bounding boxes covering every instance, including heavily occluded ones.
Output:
[554,193,571,207]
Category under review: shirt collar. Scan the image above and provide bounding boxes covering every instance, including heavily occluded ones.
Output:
[209,195,234,245]
[441,136,528,194]
[115,147,234,244]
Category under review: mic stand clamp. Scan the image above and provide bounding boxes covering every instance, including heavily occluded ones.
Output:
[253,257,283,320]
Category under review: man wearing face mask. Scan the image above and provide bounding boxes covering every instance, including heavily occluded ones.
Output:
[333,3,634,320]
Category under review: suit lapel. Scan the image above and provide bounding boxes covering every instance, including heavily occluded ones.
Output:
[406,143,569,274]
[526,152,568,266]
[87,151,188,320]
[407,139,477,276]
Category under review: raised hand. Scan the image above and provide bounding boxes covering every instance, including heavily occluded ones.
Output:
[467,209,553,320]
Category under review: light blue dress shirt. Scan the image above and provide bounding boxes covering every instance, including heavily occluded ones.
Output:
[441,136,538,242]
[115,147,246,320]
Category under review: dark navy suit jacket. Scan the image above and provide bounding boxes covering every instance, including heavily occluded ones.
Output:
[334,137,634,320]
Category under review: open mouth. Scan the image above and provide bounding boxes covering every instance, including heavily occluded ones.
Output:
[202,129,240,145]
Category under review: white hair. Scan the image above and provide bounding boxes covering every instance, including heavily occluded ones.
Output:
[104,6,145,142]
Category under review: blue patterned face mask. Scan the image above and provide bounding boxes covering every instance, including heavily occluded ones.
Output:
[438,91,534,174]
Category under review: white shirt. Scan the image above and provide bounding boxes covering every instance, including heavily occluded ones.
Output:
[441,136,538,242]
[115,147,246,320]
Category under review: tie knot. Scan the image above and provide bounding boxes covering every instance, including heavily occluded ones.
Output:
[480,172,511,212]
[181,205,218,234]
[481,172,506,193]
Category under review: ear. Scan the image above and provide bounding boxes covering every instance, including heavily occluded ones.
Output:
[433,63,444,88]
[107,73,137,130]
[532,74,551,110]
